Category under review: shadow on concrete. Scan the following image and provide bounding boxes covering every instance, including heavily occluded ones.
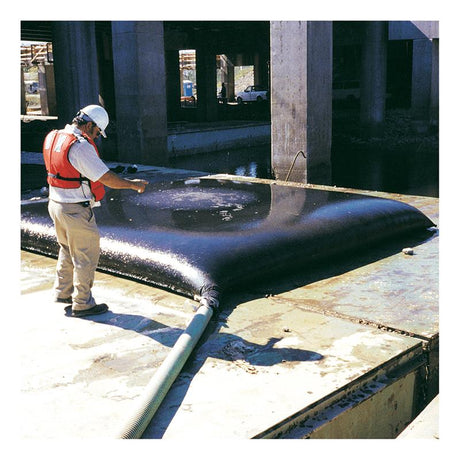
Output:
[141,328,324,438]
[64,309,186,349]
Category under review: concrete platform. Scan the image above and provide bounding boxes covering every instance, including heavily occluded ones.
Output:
[20,251,199,439]
[18,176,439,440]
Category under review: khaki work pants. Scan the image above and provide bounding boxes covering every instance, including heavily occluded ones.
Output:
[48,200,100,311]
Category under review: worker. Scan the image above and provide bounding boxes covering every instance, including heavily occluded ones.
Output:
[43,104,149,317]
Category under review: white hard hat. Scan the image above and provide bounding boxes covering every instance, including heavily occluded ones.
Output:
[79,105,109,138]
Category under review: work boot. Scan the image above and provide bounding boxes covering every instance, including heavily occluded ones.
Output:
[64,303,109,318]
[55,296,72,304]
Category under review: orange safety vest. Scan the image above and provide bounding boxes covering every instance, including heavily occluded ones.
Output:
[43,130,105,202]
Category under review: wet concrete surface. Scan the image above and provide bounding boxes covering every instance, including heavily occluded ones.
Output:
[19,171,439,439]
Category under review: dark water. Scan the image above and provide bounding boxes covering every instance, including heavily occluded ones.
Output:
[21,142,439,198]
[169,145,273,180]
[171,143,439,198]
[331,145,439,198]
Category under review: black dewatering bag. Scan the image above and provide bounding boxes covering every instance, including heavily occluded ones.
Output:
[21,177,435,307]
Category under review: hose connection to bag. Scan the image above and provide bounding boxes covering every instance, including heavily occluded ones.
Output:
[197,284,220,311]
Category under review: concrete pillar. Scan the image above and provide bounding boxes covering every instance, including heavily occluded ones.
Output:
[360,21,388,137]
[166,49,182,121]
[196,49,218,122]
[45,65,57,116]
[21,68,26,115]
[37,64,49,115]
[227,60,235,101]
[254,50,269,89]
[112,21,168,165]
[37,64,56,116]
[411,38,433,129]
[430,39,439,128]
[52,21,100,123]
[387,21,438,130]
[254,53,261,85]
[218,54,231,101]
[270,21,332,185]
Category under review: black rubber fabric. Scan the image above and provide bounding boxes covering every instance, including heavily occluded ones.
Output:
[21,176,435,304]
